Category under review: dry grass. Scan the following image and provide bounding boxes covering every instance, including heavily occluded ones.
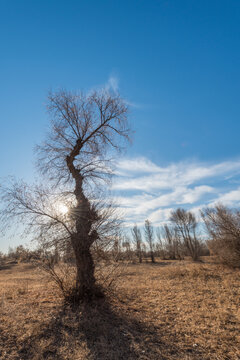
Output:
[0,259,239,359]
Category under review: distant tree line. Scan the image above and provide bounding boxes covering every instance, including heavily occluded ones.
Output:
[114,205,240,268]
[121,208,208,264]
[1,205,240,290]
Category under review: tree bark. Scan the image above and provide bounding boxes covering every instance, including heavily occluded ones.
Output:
[150,251,155,263]
[66,149,100,300]
[72,240,96,298]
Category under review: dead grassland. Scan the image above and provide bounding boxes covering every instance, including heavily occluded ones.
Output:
[0,259,239,360]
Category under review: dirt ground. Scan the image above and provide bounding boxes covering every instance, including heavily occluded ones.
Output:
[0,259,239,359]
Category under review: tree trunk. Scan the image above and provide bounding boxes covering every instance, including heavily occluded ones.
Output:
[66,149,100,301]
[74,243,96,298]
[71,207,99,301]
[150,251,155,263]
[71,190,100,300]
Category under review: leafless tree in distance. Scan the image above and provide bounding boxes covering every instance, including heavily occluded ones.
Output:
[161,224,181,260]
[132,225,143,263]
[0,88,131,301]
[155,227,166,259]
[170,208,201,261]
[144,219,155,263]
[201,204,240,267]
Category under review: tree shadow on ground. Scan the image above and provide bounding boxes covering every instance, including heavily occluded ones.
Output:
[1,296,205,360]
[0,262,36,272]
[0,262,18,271]
[140,261,179,268]
[15,297,184,360]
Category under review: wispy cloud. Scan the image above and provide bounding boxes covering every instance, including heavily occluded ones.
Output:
[104,75,141,108]
[116,157,160,175]
[105,75,119,93]
[209,187,240,207]
[112,157,240,226]
[113,158,240,191]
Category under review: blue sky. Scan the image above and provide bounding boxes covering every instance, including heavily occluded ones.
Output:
[1,0,240,251]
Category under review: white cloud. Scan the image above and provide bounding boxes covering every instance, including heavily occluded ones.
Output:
[106,76,119,93]
[148,208,173,224]
[112,157,240,226]
[113,158,240,191]
[102,75,141,109]
[116,157,160,175]
[116,185,214,224]
[180,185,214,204]
[104,75,141,108]
[210,187,240,207]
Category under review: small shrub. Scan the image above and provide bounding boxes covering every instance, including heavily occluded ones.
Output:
[202,205,240,268]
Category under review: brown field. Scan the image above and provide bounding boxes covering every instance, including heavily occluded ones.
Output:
[0,259,239,360]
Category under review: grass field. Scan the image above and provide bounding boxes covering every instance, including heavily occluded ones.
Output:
[0,259,239,359]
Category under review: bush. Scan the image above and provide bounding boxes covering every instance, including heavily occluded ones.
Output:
[170,208,202,261]
[202,205,240,268]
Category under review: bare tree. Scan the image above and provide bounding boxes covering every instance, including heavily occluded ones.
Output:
[0,251,4,266]
[141,242,147,261]
[201,205,240,267]
[122,237,133,261]
[0,88,130,301]
[132,225,143,263]
[161,224,181,260]
[170,208,201,261]
[144,219,155,263]
[155,227,166,259]
[112,233,123,262]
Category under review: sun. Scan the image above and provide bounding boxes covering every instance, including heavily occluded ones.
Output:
[58,203,69,215]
